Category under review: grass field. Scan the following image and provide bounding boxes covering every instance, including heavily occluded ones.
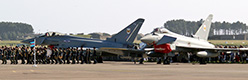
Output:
[73,35,91,38]
[0,40,21,46]
[208,40,248,46]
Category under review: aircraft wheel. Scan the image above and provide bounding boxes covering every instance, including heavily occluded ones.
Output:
[199,58,206,65]
[97,56,103,63]
[157,58,162,64]
[132,57,136,64]
[163,58,170,65]
[139,58,144,64]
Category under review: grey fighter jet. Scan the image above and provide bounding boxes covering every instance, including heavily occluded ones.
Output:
[22,18,145,63]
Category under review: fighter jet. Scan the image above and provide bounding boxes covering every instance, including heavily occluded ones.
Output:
[22,18,145,63]
[141,14,244,64]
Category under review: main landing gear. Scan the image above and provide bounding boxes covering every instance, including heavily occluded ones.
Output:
[199,57,206,65]
[157,55,171,65]
[132,57,144,64]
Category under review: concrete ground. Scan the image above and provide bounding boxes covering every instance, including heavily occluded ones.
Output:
[0,61,248,80]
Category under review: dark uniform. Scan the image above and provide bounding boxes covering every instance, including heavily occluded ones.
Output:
[0,47,3,63]
[79,48,85,64]
[76,48,80,64]
[71,49,77,64]
[2,49,7,64]
[53,48,59,64]
[50,48,55,64]
[42,48,47,64]
[58,48,63,64]
[10,48,16,64]
[37,49,42,64]
[66,48,71,64]
[92,48,98,64]
[62,48,67,64]
[26,47,31,64]
[85,49,91,64]
[14,47,19,64]
[20,47,25,64]
[30,48,35,64]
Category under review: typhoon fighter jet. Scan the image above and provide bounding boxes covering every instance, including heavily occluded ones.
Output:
[22,18,145,63]
[141,14,247,64]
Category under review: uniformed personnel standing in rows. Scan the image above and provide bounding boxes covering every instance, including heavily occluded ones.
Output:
[1,46,104,65]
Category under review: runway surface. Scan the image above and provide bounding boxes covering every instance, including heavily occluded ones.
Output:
[0,61,248,80]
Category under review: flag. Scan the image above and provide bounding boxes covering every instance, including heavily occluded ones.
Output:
[30,40,35,47]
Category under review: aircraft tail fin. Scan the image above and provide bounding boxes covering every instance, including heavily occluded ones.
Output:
[107,18,145,44]
[194,14,213,40]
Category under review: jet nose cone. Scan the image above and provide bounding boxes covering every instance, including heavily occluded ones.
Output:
[21,38,34,44]
[141,35,158,44]
[141,37,152,44]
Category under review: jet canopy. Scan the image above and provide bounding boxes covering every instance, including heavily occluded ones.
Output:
[43,32,65,37]
[151,27,170,34]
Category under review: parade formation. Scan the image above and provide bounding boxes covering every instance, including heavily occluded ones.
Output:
[0,46,101,65]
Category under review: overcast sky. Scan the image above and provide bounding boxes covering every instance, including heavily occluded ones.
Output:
[0,0,248,34]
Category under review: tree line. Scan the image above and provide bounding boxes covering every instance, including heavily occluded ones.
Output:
[164,19,248,36]
[0,22,33,40]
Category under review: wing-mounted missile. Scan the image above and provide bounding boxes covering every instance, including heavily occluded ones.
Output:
[153,35,177,54]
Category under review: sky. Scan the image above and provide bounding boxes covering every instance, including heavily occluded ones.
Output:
[0,0,248,35]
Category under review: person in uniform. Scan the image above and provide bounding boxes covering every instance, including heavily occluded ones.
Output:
[50,48,55,64]
[62,48,67,64]
[1,47,7,64]
[30,47,35,64]
[10,48,16,64]
[37,48,42,64]
[58,48,63,64]
[71,48,77,64]
[0,46,3,64]
[79,47,85,64]
[92,47,98,64]
[25,47,29,64]
[85,49,92,64]
[42,47,47,64]
[66,48,71,64]
[14,46,19,64]
[76,47,80,64]
[20,47,25,64]
[53,48,59,64]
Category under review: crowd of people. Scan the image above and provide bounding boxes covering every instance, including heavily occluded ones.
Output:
[170,45,248,64]
[0,46,101,64]
[206,45,247,63]
[1,45,248,65]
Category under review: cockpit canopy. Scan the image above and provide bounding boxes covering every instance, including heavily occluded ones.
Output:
[45,32,65,36]
[39,32,65,37]
[151,27,170,34]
